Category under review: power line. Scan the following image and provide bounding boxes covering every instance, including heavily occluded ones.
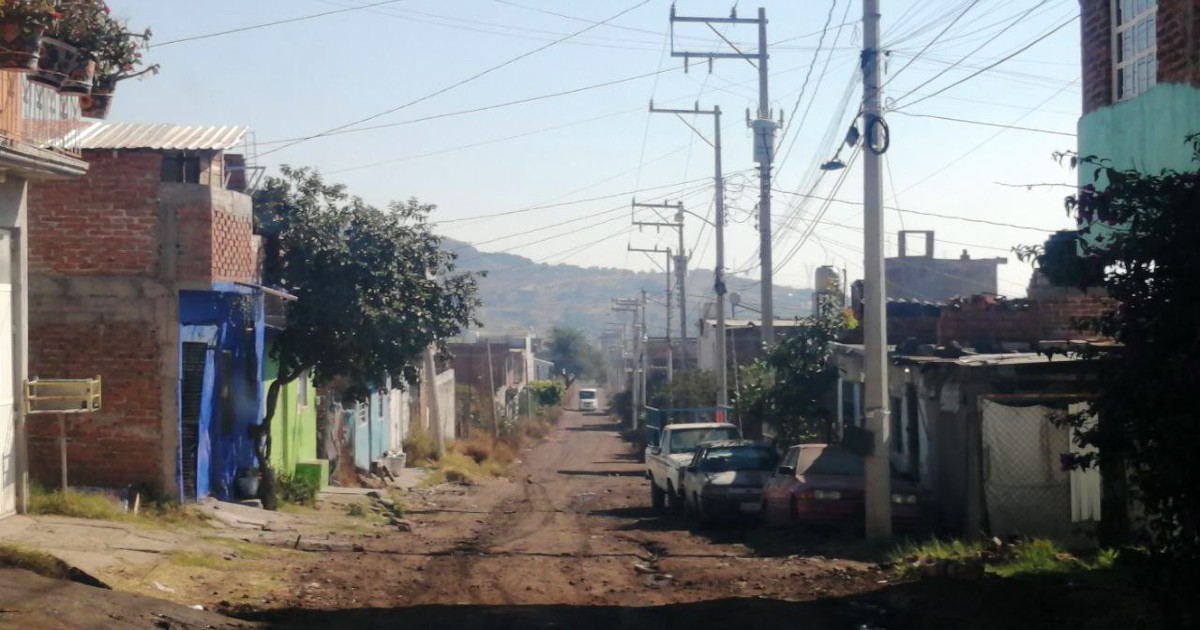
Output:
[255,67,677,147]
[891,13,1078,111]
[882,0,981,87]
[890,111,1074,137]
[770,188,1058,232]
[154,0,408,47]
[258,0,654,158]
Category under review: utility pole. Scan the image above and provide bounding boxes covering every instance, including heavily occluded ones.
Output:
[649,102,728,407]
[861,0,892,540]
[640,289,649,418]
[670,6,776,347]
[629,244,675,402]
[613,298,642,427]
[632,201,689,367]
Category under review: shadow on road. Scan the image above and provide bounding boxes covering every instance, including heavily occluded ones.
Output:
[236,595,887,630]
[564,423,620,432]
[556,469,646,478]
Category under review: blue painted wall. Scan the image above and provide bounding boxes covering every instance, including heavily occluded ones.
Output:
[179,286,264,500]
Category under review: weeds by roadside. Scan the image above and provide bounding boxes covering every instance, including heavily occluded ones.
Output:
[276,472,319,507]
[891,537,1120,580]
[26,484,210,527]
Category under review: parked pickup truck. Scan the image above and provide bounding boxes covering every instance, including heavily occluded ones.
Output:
[646,423,741,512]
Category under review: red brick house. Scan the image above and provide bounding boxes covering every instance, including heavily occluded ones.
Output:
[27,122,270,501]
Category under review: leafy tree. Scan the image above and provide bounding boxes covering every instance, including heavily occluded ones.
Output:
[528,380,565,407]
[648,370,718,409]
[735,299,847,445]
[1022,135,1200,610]
[252,166,481,509]
[544,327,603,385]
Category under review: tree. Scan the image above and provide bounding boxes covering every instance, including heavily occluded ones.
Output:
[735,299,847,446]
[544,326,603,385]
[252,166,481,508]
[1022,135,1200,604]
[648,370,718,409]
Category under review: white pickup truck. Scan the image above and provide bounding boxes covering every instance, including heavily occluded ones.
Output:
[645,423,742,512]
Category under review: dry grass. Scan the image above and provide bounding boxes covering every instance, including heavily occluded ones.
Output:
[0,544,72,580]
[26,485,210,528]
[403,425,439,465]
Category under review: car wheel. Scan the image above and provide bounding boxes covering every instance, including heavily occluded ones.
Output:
[666,481,683,514]
[650,480,666,511]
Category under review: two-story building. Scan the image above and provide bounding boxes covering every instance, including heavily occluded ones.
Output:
[25,122,312,502]
[1079,0,1200,173]
[0,74,89,516]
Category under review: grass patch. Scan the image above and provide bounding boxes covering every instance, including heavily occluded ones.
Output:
[346,503,367,517]
[893,537,1120,580]
[276,472,319,507]
[27,484,211,528]
[403,425,439,465]
[169,550,227,570]
[28,485,125,520]
[0,544,72,580]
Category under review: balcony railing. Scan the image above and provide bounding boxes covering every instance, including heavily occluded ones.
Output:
[0,72,86,158]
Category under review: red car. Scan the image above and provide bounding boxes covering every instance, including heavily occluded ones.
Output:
[761,444,921,530]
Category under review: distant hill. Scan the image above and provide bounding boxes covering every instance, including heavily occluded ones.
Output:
[445,239,814,341]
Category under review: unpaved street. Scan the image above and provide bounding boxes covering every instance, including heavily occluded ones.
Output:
[241,410,894,629]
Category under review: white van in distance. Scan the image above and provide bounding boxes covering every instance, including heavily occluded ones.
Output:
[578,388,598,412]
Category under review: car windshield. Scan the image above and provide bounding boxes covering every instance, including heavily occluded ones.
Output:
[669,426,740,454]
[579,390,596,400]
[700,446,778,472]
[796,447,864,476]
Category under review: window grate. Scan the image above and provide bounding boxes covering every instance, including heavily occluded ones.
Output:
[1112,0,1157,101]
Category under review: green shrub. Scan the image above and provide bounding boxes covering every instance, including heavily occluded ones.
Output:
[276,471,318,506]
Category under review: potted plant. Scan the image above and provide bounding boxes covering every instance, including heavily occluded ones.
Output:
[31,0,112,93]
[81,19,154,118]
[0,0,59,72]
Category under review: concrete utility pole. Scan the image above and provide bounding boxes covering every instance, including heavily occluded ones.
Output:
[649,103,728,407]
[632,200,689,364]
[629,244,675,400]
[424,346,446,459]
[670,6,776,348]
[613,298,642,426]
[861,0,892,540]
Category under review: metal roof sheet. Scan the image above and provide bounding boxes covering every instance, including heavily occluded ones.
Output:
[70,122,247,151]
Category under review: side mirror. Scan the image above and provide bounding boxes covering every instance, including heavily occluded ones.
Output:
[650,447,662,456]
[686,465,697,472]
[776,465,796,476]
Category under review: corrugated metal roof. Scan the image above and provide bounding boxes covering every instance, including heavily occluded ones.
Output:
[70,122,247,151]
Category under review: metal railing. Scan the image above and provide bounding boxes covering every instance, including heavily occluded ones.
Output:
[0,73,85,157]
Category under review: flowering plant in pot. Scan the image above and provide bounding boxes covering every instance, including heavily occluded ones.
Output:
[0,0,60,71]
[34,0,114,93]
[80,18,155,118]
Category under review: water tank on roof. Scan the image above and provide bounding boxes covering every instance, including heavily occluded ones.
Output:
[815,266,840,293]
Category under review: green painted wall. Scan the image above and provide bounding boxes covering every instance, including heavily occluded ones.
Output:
[1078,83,1200,175]
[263,349,318,476]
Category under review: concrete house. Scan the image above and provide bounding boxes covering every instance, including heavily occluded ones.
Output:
[26,122,314,501]
[0,75,89,516]
[1079,0,1200,175]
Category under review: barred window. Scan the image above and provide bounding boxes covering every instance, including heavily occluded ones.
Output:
[1112,0,1157,101]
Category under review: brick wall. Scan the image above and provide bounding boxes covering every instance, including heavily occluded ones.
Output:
[29,150,163,276]
[1157,0,1200,86]
[1082,0,1200,114]
[211,202,257,283]
[1081,0,1114,114]
[26,280,169,491]
[935,289,1115,347]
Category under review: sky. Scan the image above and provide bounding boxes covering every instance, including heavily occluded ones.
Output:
[105,0,1083,310]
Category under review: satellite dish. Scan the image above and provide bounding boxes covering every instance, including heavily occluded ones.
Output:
[729,292,742,306]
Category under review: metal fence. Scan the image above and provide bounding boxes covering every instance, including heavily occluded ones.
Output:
[979,396,1098,539]
[644,406,734,430]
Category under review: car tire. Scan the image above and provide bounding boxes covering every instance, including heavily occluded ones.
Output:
[650,479,666,511]
[666,481,683,514]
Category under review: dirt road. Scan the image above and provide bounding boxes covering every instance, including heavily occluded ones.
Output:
[241,410,894,629]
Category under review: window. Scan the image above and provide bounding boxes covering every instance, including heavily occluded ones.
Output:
[668,426,741,454]
[1113,0,1157,101]
[796,446,865,477]
[161,153,202,183]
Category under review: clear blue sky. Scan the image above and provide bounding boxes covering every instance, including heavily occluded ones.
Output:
[108,0,1082,303]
